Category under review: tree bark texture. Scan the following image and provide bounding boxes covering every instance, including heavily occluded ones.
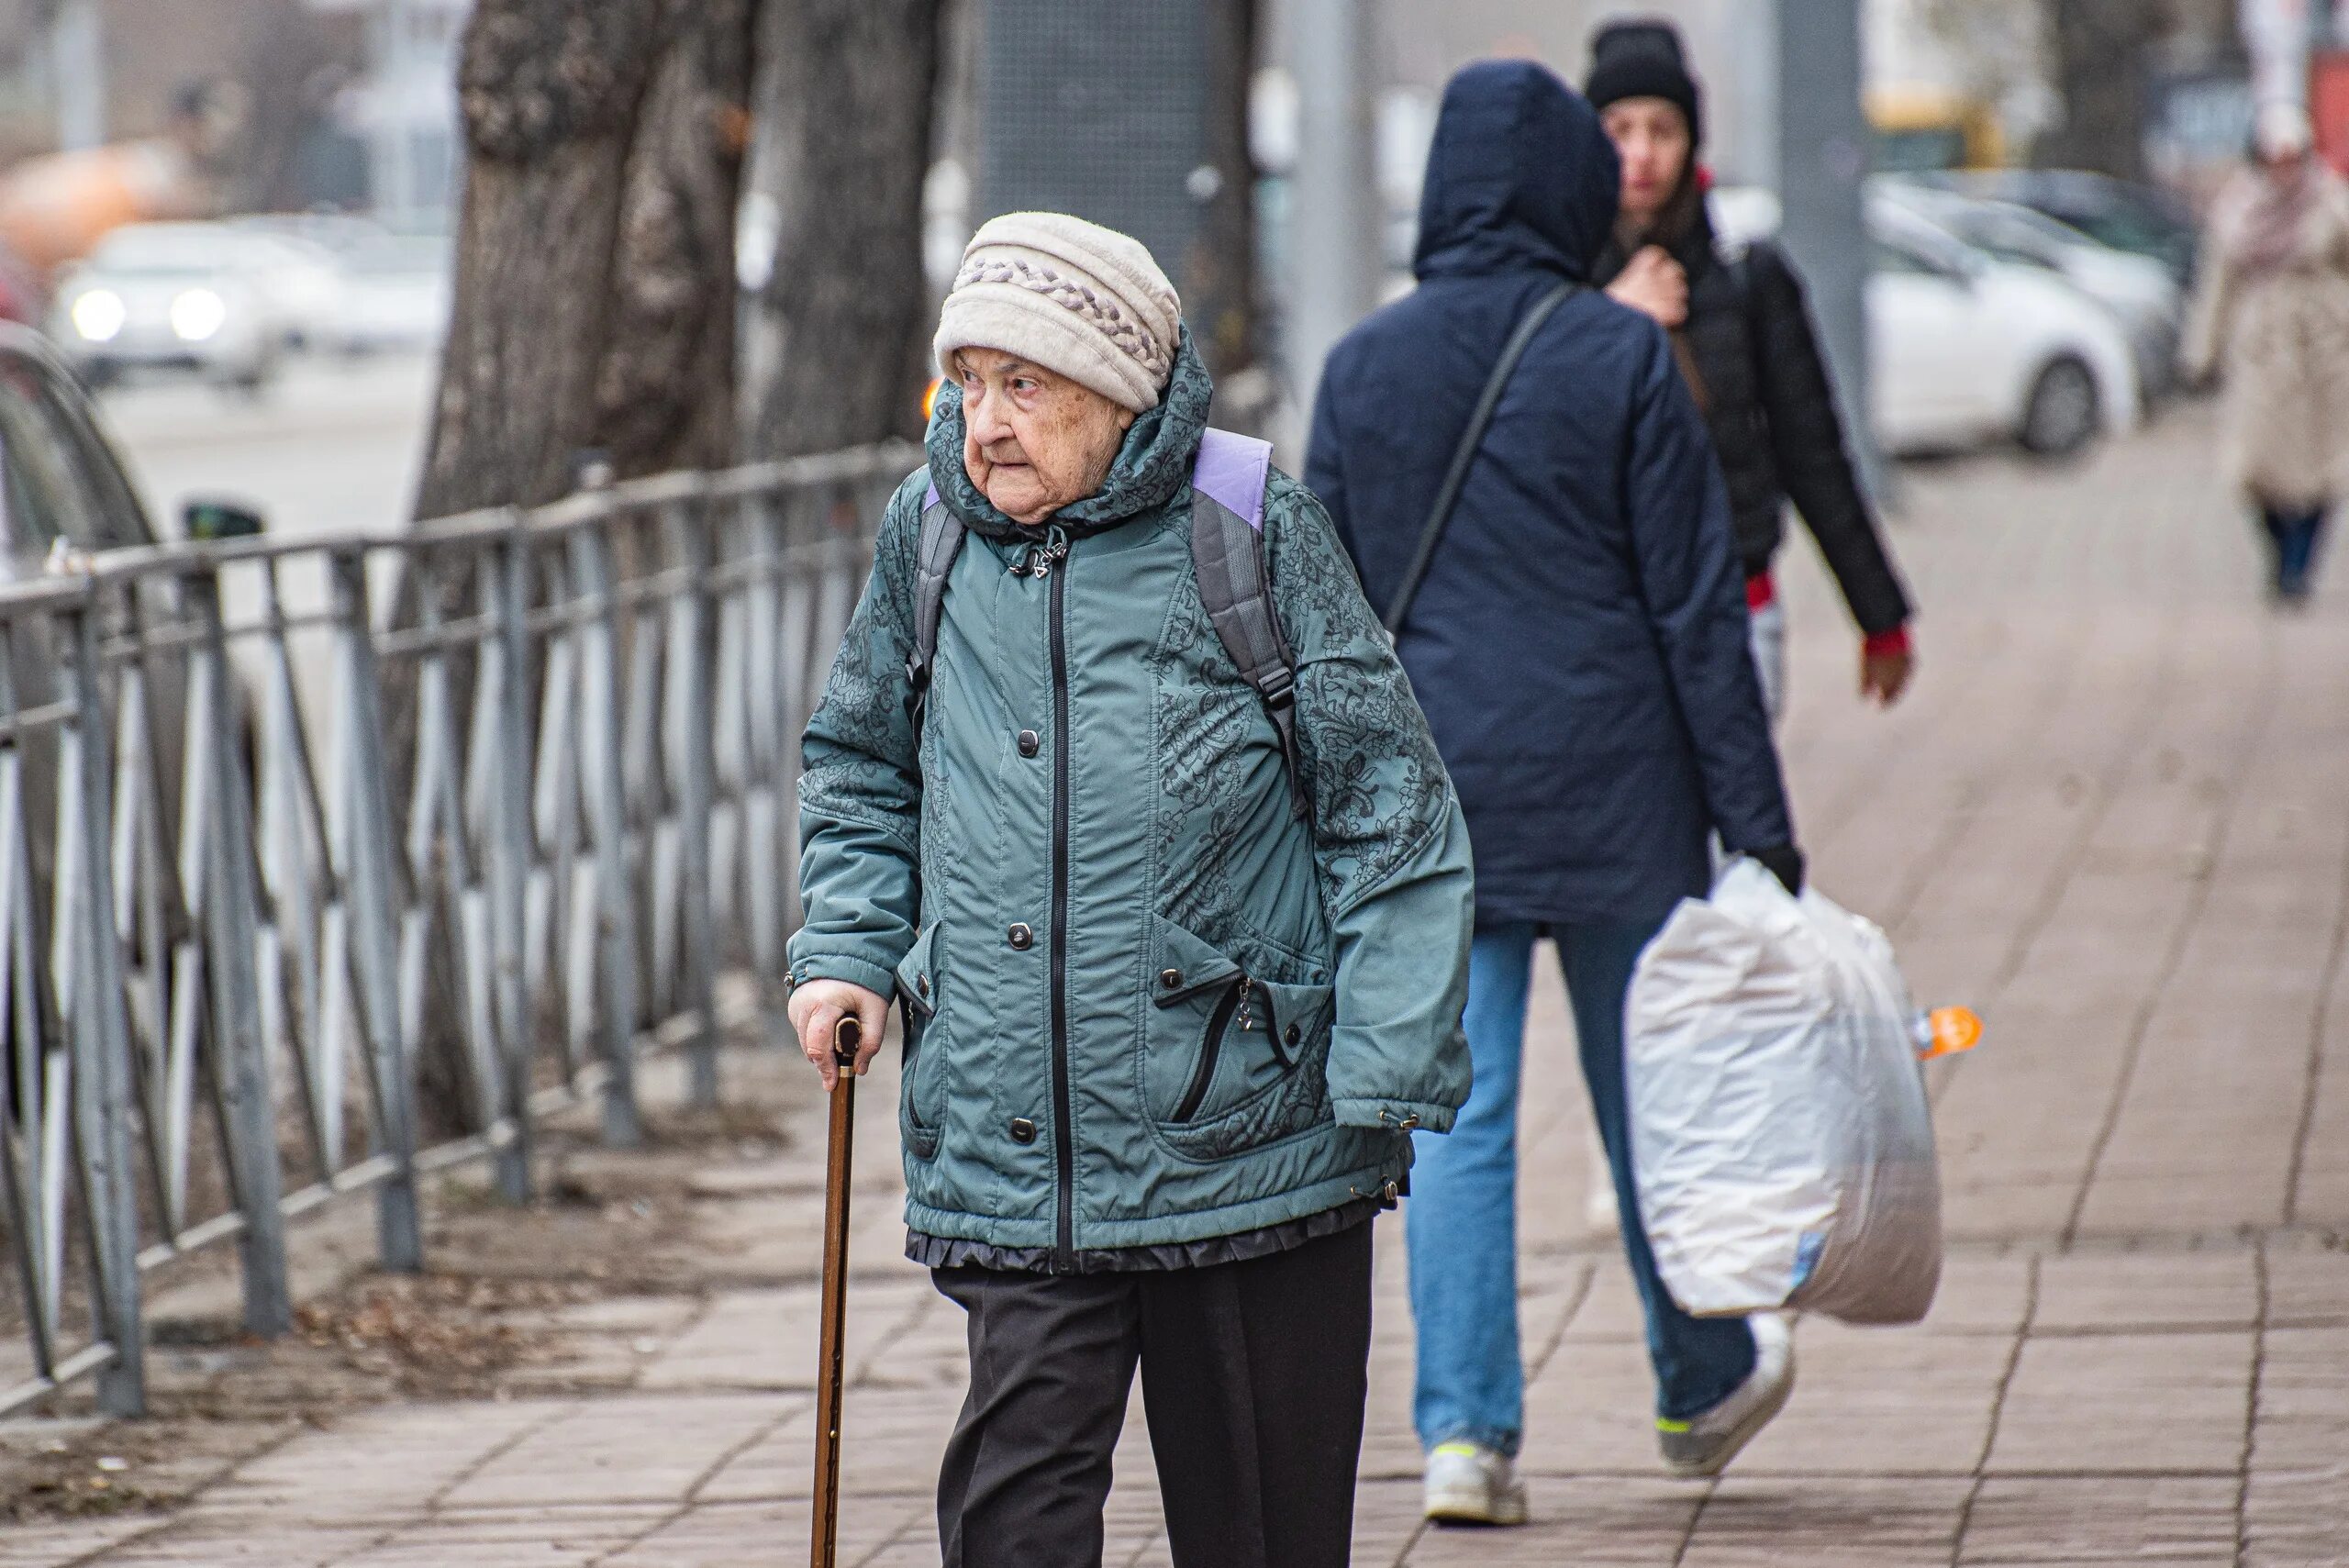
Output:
[417,0,754,518]
[745,0,941,460]
[2037,0,2173,181]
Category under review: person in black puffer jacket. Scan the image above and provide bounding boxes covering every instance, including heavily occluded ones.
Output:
[1587,20,1916,718]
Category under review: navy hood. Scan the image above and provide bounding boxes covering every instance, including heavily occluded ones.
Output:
[1412,60,1620,284]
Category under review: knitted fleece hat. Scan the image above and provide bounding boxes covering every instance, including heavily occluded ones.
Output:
[934,212,1181,413]
[1585,18,1704,147]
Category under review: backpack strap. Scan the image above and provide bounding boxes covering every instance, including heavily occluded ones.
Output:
[907,476,964,732]
[1188,428,1308,820]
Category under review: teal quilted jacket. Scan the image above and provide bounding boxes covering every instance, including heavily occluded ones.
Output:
[787,335,1474,1262]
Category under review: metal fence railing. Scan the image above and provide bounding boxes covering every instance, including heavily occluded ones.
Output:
[0,442,911,1417]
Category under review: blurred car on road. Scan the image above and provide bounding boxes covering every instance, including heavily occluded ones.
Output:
[329,232,452,354]
[0,321,266,956]
[233,215,451,355]
[1908,168,2199,285]
[1877,179,2183,398]
[47,221,349,391]
[1711,187,2141,460]
[0,321,164,562]
[215,227,348,352]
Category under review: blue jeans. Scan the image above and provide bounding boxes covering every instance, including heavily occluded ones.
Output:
[2261,506,2329,598]
[1405,920,1757,1455]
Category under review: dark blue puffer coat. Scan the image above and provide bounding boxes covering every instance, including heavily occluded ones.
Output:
[1306,60,1793,929]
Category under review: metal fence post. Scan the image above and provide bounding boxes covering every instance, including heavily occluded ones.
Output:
[184,574,292,1338]
[743,495,788,1050]
[668,497,720,1107]
[489,527,536,1200]
[57,598,146,1413]
[569,521,643,1145]
[328,550,423,1272]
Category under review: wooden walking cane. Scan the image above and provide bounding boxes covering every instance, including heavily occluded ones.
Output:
[810,1013,862,1568]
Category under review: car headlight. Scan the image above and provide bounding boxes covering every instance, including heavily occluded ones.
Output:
[70,289,126,343]
[170,289,228,342]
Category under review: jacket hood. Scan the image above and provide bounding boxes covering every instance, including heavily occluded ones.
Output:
[1413,60,1620,284]
[925,326,1214,541]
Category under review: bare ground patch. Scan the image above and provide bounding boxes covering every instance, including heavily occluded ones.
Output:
[0,1040,819,1520]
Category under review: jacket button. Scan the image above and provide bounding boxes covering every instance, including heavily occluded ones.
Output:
[1008,923,1033,951]
[1017,728,1041,758]
[916,974,930,999]
[1285,1023,1301,1046]
[1160,968,1183,990]
[1008,1117,1037,1144]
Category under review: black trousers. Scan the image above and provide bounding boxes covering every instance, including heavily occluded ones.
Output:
[932,1221,1374,1568]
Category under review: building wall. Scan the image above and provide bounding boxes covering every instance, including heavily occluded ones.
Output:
[1375,0,1777,184]
[100,0,290,141]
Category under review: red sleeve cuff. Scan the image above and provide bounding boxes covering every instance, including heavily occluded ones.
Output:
[1863,625,1912,658]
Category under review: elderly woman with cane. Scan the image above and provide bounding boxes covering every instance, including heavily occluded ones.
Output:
[785,212,1475,1568]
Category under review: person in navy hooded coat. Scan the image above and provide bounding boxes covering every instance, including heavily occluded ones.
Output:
[1307,60,1804,1524]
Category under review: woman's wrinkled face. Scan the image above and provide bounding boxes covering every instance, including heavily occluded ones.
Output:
[955,350,1137,527]
[1601,97,1694,225]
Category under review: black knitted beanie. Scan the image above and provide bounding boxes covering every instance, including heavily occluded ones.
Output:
[1585,18,1704,148]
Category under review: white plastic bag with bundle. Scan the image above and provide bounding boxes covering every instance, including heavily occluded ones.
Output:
[1625,860,1943,1325]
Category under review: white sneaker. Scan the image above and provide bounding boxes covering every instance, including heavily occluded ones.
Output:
[1422,1440,1528,1527]
[1586,1134,1621,1235]
[1657,1314,1796,1478]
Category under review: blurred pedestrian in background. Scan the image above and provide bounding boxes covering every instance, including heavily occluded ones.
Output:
[1587,19,1915,718]
[2182,101,2349,606]
[1308,60,1802,1528]
[788,212,1474,1567]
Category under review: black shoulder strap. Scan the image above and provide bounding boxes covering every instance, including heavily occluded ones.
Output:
[1186,429,1307,819]
[906,480,964,730]
[1382,279,1580,638]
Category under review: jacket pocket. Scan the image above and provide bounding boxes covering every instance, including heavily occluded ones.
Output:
[1146,915,1334,1148]
[894,923,945,1159]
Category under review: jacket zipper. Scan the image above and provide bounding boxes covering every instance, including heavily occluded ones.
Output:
[1173,978,1250,1124]
[1046,545,1075,1270]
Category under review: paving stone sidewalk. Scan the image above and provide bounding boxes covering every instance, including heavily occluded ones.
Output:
[10,409,2349,1564]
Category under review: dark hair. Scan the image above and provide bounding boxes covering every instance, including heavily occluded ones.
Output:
[1584,18,1703,148]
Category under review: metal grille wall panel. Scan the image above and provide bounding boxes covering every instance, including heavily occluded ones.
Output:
[979,0,1208,273]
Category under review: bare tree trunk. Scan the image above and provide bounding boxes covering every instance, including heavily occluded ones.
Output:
[417,0,754,517]
[1188,0,1259,380]
[744,0,942,459]
[2037,0,2173,181]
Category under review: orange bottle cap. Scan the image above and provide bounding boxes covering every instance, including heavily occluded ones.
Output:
[1920,1006,1983,1060]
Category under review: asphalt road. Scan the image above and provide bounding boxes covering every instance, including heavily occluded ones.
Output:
[94,350,437,544]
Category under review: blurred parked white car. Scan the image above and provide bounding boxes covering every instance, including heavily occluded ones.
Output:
[1865,202,2140,458]
[1876,180,2183,398]
[49,222,294,391]
[1710,188,2141,459]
